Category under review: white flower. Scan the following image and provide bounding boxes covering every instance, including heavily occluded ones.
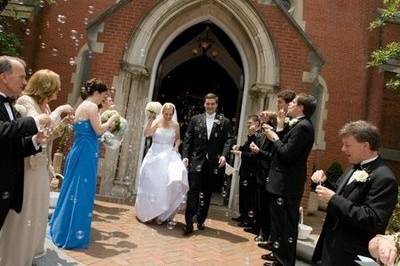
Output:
[352,170,369,183]
[145,101,162,119]
[288,118,299,127]
[284,117,290,124]
[14,104,27,116]
[214,119,221,125]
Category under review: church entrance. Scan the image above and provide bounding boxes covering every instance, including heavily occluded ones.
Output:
[152,21,244,198]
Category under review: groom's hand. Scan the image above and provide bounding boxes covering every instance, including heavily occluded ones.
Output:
[182,158,189,167]
[315,185,335,204]
[218,156,226,167]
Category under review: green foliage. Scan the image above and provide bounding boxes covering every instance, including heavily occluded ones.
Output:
[368,42,400,67]
[369,0,400,90]
[0,31,22,56]
[325,161,343,183]
[369,0,400,29]
[387,188,400,234]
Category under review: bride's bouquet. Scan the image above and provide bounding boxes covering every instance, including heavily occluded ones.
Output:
[145,101,162,120]
[100,110,127,149]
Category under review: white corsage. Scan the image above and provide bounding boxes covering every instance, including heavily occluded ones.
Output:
[14,103,27,117]
[288,118,299,127]
[213,119,221,125]
[352,170,369,183]
[145,101,162,119]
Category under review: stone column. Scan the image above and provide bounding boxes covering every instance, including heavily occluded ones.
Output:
[249,83,274,113]
[107,63,149,198]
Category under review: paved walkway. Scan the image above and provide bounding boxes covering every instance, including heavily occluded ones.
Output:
[35,199,317,265]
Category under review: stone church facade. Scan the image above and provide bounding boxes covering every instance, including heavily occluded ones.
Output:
[3,0,399,209]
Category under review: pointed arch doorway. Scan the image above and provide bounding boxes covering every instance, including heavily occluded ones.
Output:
[152,21,244,199]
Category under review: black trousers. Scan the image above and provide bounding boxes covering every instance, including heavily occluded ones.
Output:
[238,173,257,220]
[269,193,301,266]
[256,184,270,238]
[185,160,215,226]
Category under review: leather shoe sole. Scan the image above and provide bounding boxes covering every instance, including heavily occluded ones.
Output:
[261,253,277,261]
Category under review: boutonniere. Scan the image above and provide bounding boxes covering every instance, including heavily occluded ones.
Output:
[284,117,290,124]
[288,118,299,127]
[14,103,27,117]
[213,119,221,125]
[352,170,369,183]
[214,114,224,126]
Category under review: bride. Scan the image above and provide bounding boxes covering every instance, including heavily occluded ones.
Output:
[135,102,189,223]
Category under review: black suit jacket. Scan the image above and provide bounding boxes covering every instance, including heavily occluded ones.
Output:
[266,117,314,198]
[182,113,233,173]
[0,103,39,217]
[238,133,258,178]
[313,157,398,265]
[254,133,273,185]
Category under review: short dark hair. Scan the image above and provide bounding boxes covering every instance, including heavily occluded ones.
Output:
[248,114,260,124]
[80,78,108,100]
[296,93,317,117]
[204,93,218,104]
[0,56,26,75]
[339,120,380,151]
[277,89,296,104]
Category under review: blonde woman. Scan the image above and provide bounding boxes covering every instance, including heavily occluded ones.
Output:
[135,103,189,223]
[0,69,73,266]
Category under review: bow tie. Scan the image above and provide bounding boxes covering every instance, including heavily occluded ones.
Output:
[0,95,10,104]
[353,164,363,170]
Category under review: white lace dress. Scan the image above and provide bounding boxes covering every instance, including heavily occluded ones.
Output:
[135,127,189,222]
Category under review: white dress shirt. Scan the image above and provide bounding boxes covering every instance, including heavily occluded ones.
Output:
[347,155,379,184]
[206,113,216,140]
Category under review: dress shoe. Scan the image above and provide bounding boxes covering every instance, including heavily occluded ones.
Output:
[231,215,244,222]
[254,235,265,242]
[237,221,251,227]
[263,259,282,266]
[243,227,258,235]
[183,224,193,236]
[261,253,277,261]
[197,223,205,230]
[258,241,273,250]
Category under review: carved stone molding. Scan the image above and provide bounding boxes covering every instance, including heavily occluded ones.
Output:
[250,83,274,98]
[121,62,150,78]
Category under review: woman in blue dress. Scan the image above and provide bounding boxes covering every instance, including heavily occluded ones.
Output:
[49,79,120,249]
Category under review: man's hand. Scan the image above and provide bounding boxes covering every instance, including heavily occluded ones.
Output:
[218,156,226,168]
[231,149,241,156]
[232,145,239,151]
[34,131,48,145]
[311,170,327,184]
[315,185,335,204]
[182,158,189,167]
[249,141,260,153]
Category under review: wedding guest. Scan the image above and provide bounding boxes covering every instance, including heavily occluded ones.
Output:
[311,120,398,266]
[0,69,73,266]
[99,94,115,114]
[0,56,50,230]
[369,234,399,265]
[231,115,260,229]
[50,79,119,249]
[263,93,316,266]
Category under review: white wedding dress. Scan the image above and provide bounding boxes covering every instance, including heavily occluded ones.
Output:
[135,127,189,222]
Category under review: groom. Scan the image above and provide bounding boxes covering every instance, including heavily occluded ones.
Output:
[182,93,233,235]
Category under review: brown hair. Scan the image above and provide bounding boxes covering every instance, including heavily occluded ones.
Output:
[80,78,108,100]
[296,93,317,117]
[248,114,260,124]
[204,93,218,104]
[339,120,380,151]
[277,89,296,104]
[23,69,60,104]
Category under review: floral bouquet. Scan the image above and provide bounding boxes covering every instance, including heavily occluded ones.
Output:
[145,101,162,120]
[100,110,128,149]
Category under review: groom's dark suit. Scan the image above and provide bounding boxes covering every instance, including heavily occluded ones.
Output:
[312,157,398,266]
[266,117,314,266]
[182,113,233,227]
[0,99,39,229]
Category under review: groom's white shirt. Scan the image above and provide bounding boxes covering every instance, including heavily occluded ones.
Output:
[206,112,216,140]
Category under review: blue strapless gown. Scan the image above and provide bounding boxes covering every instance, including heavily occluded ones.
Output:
[50,120,100,249]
